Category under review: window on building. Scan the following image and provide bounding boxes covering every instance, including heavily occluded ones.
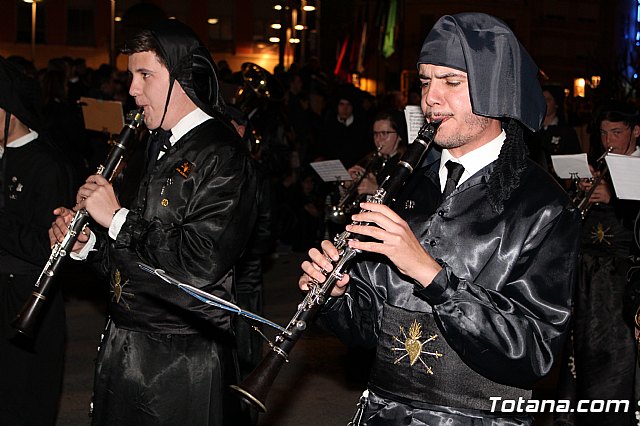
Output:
[67,6,95,46]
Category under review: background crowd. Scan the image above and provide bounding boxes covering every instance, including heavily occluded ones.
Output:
[3,53,625,256]
[1,47,640,425]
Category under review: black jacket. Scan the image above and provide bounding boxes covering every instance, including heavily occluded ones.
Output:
[320,151,581,412]
[93,118,257,335]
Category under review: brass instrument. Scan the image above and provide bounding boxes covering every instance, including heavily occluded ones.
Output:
[232,62,284,154]
[327,147,385,225]
[572,147,612,219]
[12,108,145,337]
[230,120,441,412]
[234,62,284,115]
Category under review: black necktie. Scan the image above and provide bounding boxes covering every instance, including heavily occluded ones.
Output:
[442,161,465,198]
[147,130,171,172]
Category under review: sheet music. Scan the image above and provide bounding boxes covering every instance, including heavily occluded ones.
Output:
[605,154,640,200]
[550,154,593,179]
[79,97,124,135]
[310,160,351,182]
[404,105,425,143]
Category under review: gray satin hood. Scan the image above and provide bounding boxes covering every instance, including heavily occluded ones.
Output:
[418,13,545,132]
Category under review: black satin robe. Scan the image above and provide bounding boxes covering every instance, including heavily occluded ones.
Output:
[320,151,581,424]
[0,139,73,426]
[555,200,639,426]
[90,118,257,425]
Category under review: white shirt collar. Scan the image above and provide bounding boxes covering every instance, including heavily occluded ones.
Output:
[338,114,354,127]
[169,108,212,144]
[439,130,506,192]
[0,129,38,158]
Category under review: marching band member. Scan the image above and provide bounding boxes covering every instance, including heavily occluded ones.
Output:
[49,20,256,425]
[346,110,408,198]
[300,13,581,424]
[0,56,73,426]
[556,100,640,426]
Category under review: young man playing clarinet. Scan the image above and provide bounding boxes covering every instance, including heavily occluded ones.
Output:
[300,12,581,425]
[50,20,256,425]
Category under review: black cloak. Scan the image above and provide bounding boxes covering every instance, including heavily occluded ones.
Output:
[0,56,44,136]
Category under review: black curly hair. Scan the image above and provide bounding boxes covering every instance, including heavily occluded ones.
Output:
[486,119,529,214]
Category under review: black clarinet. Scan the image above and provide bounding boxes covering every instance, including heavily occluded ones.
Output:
[230,120,440,412]
[12,108,145,337]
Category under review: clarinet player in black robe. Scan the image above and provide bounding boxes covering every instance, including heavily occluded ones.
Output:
[300,13,581,425]
[0,56,73,425]
[49,20,257,425]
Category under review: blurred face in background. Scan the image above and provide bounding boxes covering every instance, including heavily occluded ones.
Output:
[600,119,639,155]
[543,90,558,120]
[373,119,401,157]
[337,99,353,121]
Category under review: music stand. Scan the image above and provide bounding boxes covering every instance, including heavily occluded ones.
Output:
[606,154,640,200]
[404,105,426,143]
[79,97,124,136]
[310,160,351,183]
[550,154,593,179]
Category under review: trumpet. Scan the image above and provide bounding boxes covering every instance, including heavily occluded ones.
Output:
[12,108,145,337]
[572,147,612,219]
[327,147,386,224]
[230,120,441,412]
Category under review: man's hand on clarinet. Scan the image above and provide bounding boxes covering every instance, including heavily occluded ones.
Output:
[49,206,90,252]
[299,240,351,297]
[75,174,121,228]
[345,202,442,287]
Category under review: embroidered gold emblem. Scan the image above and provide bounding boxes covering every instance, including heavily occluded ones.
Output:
[392,320,442,374]
[175,161,194,178]
[113,269,122,302]
[111,269,132,308]
[590,222,613,245]
[161,198,169,206]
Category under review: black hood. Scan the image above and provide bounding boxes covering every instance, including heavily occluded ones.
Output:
[149,19,222,116]
[418,13,545,132]
[0,56,44,134]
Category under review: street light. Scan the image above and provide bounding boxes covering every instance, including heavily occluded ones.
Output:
[22,0,43,64]
[270,1,317,67]
[110,0,115,66]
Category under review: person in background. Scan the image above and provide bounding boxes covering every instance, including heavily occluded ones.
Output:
[346,110,408,199]
[318,84,370,169]
[0,56,73,426]
[49,20,256,425]
[39,65,89,188]
[525,85,582,179]
[555,100,640,426]
[225,104,273,409]
[299,13,581,424]
[624,211,640,422]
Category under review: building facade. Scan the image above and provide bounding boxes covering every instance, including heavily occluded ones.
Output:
[0,0,635,100]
